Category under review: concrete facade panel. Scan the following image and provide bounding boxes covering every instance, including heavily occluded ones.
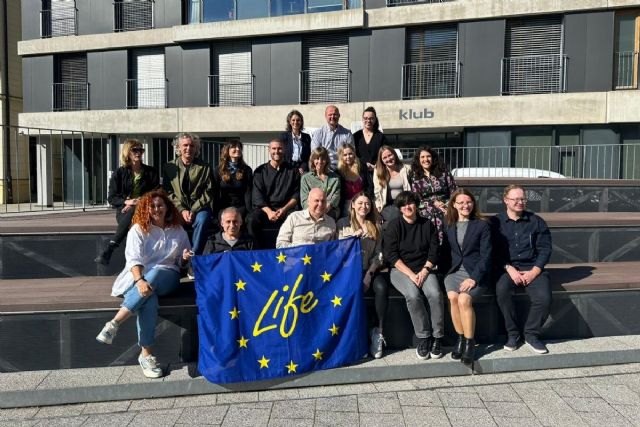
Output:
[349,30,370,102]
[21,0,40,41]
[269,36,302,106]
[368,27,405,102]
[19,92,625,134]
[460,20,504,97]
[99,50,128,110]
[253,40,271,106]
[80,0,112,36]
[157,0,183,28]
[165,45,182,108]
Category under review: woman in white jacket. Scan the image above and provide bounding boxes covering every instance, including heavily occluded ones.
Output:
[373,145,412,223]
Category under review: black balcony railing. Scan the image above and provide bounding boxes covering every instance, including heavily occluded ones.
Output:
[401,61,460,100]
[501,54,568,95]
[126,79,167,109]
[614,51,638,90]
[299,69,351,104]
[208,74,255,107]
[114,0,154,32]
[40,7,77,38]
[52,82,89,111]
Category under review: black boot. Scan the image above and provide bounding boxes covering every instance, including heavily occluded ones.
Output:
[461,337,475,365]
[95,241,117,265]
[451,335,464,360]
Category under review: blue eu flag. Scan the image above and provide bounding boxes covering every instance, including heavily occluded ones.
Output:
[192,237,368,384]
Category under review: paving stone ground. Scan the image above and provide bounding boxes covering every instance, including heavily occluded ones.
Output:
[2,363,639,426]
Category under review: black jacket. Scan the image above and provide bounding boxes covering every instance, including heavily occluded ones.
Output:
[203,231,254,254]
[444,219,492,286]
[107,164,159,208]
[281,131,311,172]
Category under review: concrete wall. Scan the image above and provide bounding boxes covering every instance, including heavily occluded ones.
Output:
[564,11,615,93]
[87,50,127,110]
[22,56,53,113]
[459,19,505,97]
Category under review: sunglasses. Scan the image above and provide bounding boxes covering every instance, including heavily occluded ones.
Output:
[131,147,145,154]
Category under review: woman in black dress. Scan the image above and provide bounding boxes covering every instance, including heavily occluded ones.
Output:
[213,140,253,220]
[353,106,387,174]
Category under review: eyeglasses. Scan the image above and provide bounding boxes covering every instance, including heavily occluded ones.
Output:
[131,147,145,154]
[505,198,527,203]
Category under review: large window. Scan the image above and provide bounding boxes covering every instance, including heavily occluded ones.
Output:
[301,33,350,104]
[41,0,77,38]
[53,54,88,111]
[127,49,166,109]
[502,15,566,95]
[614,11,640,89]
[210,41,254,106]
[403,24,459,99]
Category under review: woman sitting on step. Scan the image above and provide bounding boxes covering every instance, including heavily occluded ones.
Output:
[96,189,191,379]
[95,139,159,265]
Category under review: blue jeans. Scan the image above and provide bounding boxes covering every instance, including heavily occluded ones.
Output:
[121,267,180,347]
[191,208,212,255]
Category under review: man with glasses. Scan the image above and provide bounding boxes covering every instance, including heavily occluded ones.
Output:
[491,185,552,354]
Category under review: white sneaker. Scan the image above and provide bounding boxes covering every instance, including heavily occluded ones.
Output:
[138,354,163,378]
[96,321,118,345]
[370,327,386,359]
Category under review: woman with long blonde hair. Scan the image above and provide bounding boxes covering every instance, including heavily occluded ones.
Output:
[373,145,412,223]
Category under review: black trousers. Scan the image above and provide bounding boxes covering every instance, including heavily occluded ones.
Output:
[495,270,552,340]
[246,208,287,249]
[112,207,136,246]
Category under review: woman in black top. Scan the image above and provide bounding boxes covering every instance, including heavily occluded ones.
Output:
[280,109,311,174]
[95,139,159,265]
[353,106,387,173]
[213,140,253,220]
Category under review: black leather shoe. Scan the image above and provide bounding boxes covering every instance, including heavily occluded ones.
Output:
[461,338,475,365]
[451,335,464,360]
[94,242,117,265]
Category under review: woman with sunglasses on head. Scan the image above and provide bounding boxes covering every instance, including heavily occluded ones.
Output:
[95,139,159,265]
[443,188,491,365]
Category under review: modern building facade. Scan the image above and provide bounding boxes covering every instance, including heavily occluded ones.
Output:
[1,0,23,204]
[15,0,640,206]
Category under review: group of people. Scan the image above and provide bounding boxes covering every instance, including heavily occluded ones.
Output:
[94,105,553,379]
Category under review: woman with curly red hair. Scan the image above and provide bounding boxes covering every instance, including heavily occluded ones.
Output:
[96,189,191,378]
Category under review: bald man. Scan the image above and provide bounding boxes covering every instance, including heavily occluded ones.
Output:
[276,188,336,248]
[311,105,354,168]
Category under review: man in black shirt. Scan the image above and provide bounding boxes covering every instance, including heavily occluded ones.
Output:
[491,185,552,354]
[246,139,300,248]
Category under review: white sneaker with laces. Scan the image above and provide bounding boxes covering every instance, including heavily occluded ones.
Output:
[370,327,386,359]
[138,354,163,378]
[96,321,118,345]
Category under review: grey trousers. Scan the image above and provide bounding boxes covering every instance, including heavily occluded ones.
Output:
[390,268,444,339]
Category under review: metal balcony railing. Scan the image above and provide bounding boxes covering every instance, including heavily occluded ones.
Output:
[40,7,77,38]
[387,0,455,6]
[401,61,461,100]
[114,0,154,32]
[299,69,351,104]
[208,74,255,107]
[126,79,167,109]
[501,54,568,95]
[614,51,638,90]
[52,82,89,111]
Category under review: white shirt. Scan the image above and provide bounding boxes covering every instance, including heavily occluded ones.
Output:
[111,223,191,296]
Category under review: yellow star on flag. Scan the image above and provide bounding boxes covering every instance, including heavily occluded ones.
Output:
[321,271,332,282]
[235,279,246,291]
[312,349,323,360]
[258,355,270,369]
[286,360,298,374]
[331,295,342,307]
[251,262,262,272]
[237,336,249,348]
[302,254,312,265]
[229,306,240,319]
[276,252,287,263]
[329,323,339,336]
